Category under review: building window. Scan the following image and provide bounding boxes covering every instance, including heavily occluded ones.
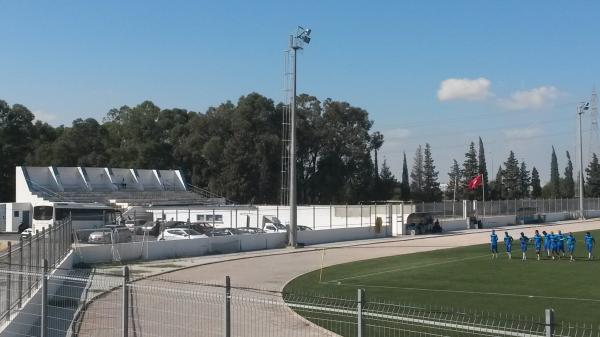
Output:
[196,214,205,221]
[14,211,19,217]
[206,214,223,222]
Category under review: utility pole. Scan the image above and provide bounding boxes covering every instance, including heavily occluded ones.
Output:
[579,101,590,219]
[287,26,311,247]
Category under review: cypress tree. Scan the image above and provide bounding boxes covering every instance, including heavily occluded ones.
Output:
[492,165,504,199]
[531,166,542,198]
[550,146,560,197]
[478,137,489,198]
[422,143,441,201]
[401,152,410,200]
[563,151,575,198]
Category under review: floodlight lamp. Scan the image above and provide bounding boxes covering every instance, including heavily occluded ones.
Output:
[302,36,311,44]
[305,28,311,36]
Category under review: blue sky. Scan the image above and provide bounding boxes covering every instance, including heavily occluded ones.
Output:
[1,1,599,183]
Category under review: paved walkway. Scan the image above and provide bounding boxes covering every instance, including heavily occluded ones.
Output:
[76,220,600,336]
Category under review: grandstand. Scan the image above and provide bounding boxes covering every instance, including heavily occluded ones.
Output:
[15,166,227,207]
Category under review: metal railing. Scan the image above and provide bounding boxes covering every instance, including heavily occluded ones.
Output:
[0,269,597,337]
[0,217,72,325]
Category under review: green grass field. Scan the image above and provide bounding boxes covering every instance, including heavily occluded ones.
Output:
[285,229,600,325]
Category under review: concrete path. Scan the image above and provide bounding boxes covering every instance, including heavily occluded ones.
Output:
[76,220,600,337]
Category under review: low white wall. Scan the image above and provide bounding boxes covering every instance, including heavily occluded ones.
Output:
[0,251,75,336]
[544,212,570,222]
[74,233,288,264]
[439,218,468,232]
[297,226,391,246]
[480,215,516,228]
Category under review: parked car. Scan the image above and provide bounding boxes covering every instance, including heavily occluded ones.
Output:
[263,223,287,233]
[20,228,34,239]
[88,225,133,244]
[190,222,214,234]
[297,225,313,231]
[158,228,208,241]
[206,228,235,237]
[232,227,265,235]
[405,212,434,235]
[124,219,147,233]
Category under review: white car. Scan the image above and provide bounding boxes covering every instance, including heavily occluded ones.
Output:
[158,228,208,241]
[263,223,287,233]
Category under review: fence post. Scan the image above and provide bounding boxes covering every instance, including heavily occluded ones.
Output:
[357,288,364,337]
[122,266,129,337]
[48,225,53,267]
[5,242,11,321]
[41,259,48,337]
[545,308,554,337]
[360,203,363,227]
[345,204,348,228]
[329,203,332,229]
[224,276,231,337]
[18,238,23,308]
[28,234,32,298]
[42,228,46,265]
[313,205,315,229]
[35,230,40,289]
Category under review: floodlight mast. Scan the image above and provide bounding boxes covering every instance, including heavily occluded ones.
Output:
[288,26,311,248]
[578,101,590,220]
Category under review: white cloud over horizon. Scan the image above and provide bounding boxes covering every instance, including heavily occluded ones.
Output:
[499,86,561,111]
[437,77,492,101]
[33,110,59,124]
[502,126,544,140]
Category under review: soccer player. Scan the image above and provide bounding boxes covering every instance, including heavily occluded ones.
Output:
[542,231,550,257]
[504,232,513,259]
[584,232,596,260]
[566,232,576,262]
[519,232,529,261]
[557,230,566,257]
[533,230,543,260]
[549,231,559,260]
[490,230,499,259]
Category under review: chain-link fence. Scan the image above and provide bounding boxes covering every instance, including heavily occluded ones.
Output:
[415,198,600,220]
[1,267,598,337]
[0,218,72,325]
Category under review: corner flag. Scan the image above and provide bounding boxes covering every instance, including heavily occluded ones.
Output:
[467,174,483,190]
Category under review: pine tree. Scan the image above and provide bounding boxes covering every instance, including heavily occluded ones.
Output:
[531,167,542,198]
[519,162,531,198]
[378,159,397,200]
[586,153,600,197]
[410,145,424,200]
[462,142,478,200]
[562,151,575,198]
[502,151,520,199]
[422,143,441,201]
[478,137,489,198]
[401,152,410,201]
[550,146,560,197]
[446,159,462,200]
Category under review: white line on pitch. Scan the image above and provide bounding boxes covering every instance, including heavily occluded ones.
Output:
[333,283,600,303]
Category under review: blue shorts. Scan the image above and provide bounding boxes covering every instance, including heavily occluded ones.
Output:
[535,244,542,251]
[568,245,575,253]
[521,245,527,252]
[491,244,498,251]
[587,245,594,253]
[506,245,512,252]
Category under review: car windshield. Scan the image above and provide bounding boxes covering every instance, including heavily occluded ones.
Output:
[182,229,201,235]
[274,223,286,229]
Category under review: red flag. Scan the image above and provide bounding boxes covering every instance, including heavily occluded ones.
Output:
[467,174,482,190]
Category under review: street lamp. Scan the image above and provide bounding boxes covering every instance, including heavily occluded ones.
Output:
[288,26,312,247]
[578,101,590,219]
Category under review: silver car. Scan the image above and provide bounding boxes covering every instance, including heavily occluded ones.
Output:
[88,226,133,244]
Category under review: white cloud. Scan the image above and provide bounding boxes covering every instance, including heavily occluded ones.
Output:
[383,128,411,142]
[499,86,560,110]
[437,77,492,101]
[502,127,544,140]
[33,110,58,123]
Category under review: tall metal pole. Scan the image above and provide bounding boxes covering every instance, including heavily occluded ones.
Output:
[288,36,298,247]
[579,105,585,220]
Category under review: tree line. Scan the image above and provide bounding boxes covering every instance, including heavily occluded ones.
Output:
[0,94,387,204]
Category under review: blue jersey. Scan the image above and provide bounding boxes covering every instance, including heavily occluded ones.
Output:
[491,233,498,245]
[585,234,595,247]
[557,234,565,247]
[520,236,529,247]
[551,234,560,249]
[533,234,542,248]
[543,234,550,248]
[567,235,576,247]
